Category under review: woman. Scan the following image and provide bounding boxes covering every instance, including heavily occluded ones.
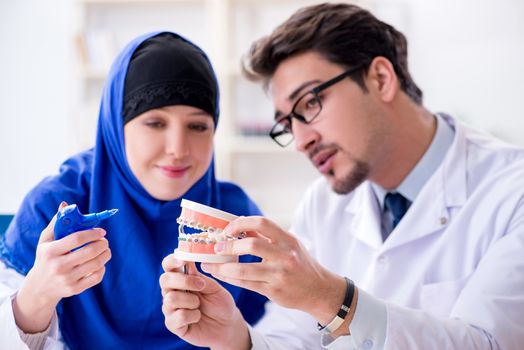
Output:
[0,32,266,349]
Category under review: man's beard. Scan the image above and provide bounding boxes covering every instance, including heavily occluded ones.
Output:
[308,142,370,195]
[330,159,370,194]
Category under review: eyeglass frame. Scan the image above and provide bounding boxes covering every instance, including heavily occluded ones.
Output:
[269,65,364,147]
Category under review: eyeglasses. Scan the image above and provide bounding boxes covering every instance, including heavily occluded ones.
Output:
[269,66,363,147]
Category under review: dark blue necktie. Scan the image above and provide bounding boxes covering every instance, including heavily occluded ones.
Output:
[384,192,410,232]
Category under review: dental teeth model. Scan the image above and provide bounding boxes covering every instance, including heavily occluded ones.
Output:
[173,199,239,263]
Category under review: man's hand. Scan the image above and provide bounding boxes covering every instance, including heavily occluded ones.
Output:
[201,216,349,328]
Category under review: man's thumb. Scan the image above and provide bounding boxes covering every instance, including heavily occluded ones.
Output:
[39,201,68,243]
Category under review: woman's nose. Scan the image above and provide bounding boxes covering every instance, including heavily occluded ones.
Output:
[165,128,190,159]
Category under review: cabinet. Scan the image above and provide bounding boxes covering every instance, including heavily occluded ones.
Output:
[76,0,367,227]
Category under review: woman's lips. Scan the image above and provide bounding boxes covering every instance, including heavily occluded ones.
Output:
[158,165,190,178]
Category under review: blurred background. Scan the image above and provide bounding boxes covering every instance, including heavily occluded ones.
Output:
[1,0,523,228]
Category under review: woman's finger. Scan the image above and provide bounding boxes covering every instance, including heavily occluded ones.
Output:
[71,248,111,280]
[63,238,109,267]
[53,228,107,254]
[166,308,201,329]
[159,271,205,292]
[162,254,185,272]
[162,290,200,311]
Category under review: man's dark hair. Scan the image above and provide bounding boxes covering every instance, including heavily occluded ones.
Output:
[243,3,423,104]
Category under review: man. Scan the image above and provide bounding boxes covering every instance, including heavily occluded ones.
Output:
[160,3,524,349]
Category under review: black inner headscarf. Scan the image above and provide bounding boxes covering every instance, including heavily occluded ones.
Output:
[122,33,218,125]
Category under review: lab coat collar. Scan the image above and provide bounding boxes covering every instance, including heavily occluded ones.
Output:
[438,113,468,208]
[345,114,468,251]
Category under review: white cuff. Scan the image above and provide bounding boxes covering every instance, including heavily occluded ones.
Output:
[13,293,60,350]
[18,320,54,350]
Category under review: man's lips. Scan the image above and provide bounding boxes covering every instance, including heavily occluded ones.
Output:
[311,149,337,174]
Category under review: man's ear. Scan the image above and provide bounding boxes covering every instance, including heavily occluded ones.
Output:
[366,56,398,103]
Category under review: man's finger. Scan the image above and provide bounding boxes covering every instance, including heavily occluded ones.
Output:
[222,216,294,244]
[214,236,283,261]
[204,274,268,296]
[201,261,273,283]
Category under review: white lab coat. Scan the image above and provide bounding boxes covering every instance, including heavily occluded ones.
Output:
[252,116,524,349]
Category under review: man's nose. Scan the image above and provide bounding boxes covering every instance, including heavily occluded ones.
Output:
[292,118,319,153]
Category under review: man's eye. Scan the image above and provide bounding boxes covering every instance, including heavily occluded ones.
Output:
[305,96,320,109]
[296,93,320,114]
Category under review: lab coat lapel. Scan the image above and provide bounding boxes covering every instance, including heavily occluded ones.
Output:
[346,182,384,249]
[382,117,468,251]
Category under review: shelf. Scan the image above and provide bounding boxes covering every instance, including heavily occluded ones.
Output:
[77,0,323,228]
[80,0,203,4]
[79,66,107,80]
[80,0,323,4]
[229,136,295,154]
[231,0,331,5]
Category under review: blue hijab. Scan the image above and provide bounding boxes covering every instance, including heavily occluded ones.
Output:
[0,32,266,349]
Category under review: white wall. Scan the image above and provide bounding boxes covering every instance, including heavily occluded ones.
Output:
[1,0,524,213]
[399,0,524,142]
[0,0,77,213]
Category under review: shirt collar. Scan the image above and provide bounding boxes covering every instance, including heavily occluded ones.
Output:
[372,113,455,208]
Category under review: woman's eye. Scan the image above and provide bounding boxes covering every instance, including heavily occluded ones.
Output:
[189,123,209,132]
[144,121,165,129]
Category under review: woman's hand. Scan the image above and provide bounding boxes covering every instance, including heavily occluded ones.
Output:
[12,202,112,333]
[160,254,250,350]
[200,216,348,327]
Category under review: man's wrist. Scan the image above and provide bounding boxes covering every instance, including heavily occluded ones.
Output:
[317,277,355,334]
[307,274,347,325]
[330,286,359,337]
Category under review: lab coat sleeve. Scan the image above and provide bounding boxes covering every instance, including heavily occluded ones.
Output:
[249,282,388,350]
[251,301,322,349]
[0,260,63,350]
